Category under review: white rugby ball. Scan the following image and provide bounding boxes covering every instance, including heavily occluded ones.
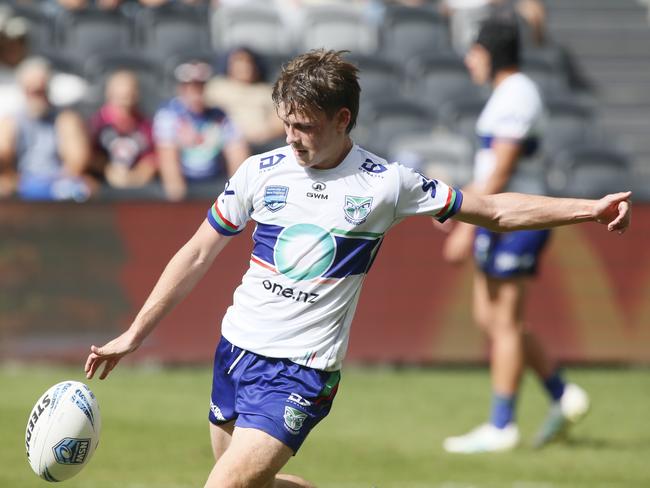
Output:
[25,380,101,482]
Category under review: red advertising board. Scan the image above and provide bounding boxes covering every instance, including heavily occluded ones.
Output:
[1,201,648,364]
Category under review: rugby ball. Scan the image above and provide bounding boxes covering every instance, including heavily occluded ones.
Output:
[25,380,101,482]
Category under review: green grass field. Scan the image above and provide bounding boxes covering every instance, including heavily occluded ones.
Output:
[2,366,649,488]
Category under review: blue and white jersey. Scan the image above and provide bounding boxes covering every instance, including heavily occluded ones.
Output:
[207,144,463,371]
[474,72,546,195]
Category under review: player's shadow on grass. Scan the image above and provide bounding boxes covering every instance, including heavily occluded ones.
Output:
[562,436,650,451]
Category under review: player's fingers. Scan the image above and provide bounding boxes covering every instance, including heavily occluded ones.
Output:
[84,352,98,374]
[99,358,118,380]
[85,356,104,379]
[607,201,630,233]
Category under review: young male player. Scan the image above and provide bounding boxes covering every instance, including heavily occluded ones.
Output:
[442,19,591,453]
[85,50,631,486]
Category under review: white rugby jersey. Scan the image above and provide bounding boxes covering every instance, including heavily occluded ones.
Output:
[474,72,547,195]
[207,144,462,371]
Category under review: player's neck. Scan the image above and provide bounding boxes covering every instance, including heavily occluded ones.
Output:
[492,68,519,89]
[313,137,353,170]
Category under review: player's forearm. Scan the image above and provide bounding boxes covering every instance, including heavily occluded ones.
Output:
[483,193,596,231]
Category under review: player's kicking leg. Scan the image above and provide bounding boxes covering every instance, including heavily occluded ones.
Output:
[206,423,315,488]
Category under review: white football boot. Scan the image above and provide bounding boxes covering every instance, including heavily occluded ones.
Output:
[443,422,520,453]
[533,383,590,448]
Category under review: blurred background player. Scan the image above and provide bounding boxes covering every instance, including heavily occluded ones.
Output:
[441,19,590,453]
[0,57,94,201]
[153,60,249,201]
[90,70,157,190]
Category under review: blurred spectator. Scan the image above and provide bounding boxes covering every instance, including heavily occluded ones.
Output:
[0,8,29,118]
[0,6,87,114]
[139,0,206,6]
[90,70,157,189]
[205,46,284,153]
[55,0,123,10]
[0,57,94,201]
[153,60,249,201]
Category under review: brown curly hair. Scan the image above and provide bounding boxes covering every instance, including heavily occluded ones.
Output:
[272,49,360,134]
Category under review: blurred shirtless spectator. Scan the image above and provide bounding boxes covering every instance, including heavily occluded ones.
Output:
[0,58,94,200]
[91,70,157,189]
[205,46,284,153]
[153,60,249,201]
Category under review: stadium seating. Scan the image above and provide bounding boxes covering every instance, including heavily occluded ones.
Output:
[300,4,378,54]
[438,96,487,150]
[389,130,474,186]
[546,145,632,198]
[405,52,485,112]
[211,4,293,55]
[8,2,54,56]
[380,5,450,61]
[54,9,135,65]
[345,53,404,102]
[543,98,599,156]
[135,4,212,62]
[355,97,437,155]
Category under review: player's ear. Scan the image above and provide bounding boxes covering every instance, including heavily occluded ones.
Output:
[335,108,352,133]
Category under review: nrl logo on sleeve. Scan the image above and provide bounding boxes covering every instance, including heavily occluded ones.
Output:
[344,195,373,225]
[283,406,308,434]
[264,185,289,212]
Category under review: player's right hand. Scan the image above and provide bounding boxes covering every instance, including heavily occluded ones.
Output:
[84,330,141,380]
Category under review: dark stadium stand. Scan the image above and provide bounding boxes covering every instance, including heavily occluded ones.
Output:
[355,97,437,155]
[547,144,632,199]
[405,52,486,111]
[380,4,450,61]
[211,4,293,55]
[2,0,647,201]
[135,3,212,61]
[301,4,378,55]
[345,53,404,102]
[55,9,135,65]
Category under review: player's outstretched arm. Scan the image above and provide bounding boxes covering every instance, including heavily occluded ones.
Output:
[85,219,232,380]
[454,191,632,234]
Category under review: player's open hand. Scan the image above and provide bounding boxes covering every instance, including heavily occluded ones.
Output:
[84,330,141,380]
[594,191,632,234]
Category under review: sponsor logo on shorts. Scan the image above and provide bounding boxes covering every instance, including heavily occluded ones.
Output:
[210,402,226,421]
[283,406,308,435]
[53,438,90,465]
[344,196,373,225]
[288,393,311,407]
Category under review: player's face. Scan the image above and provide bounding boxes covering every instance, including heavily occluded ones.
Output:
[277,102,352,170]
[465,44,491,85]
